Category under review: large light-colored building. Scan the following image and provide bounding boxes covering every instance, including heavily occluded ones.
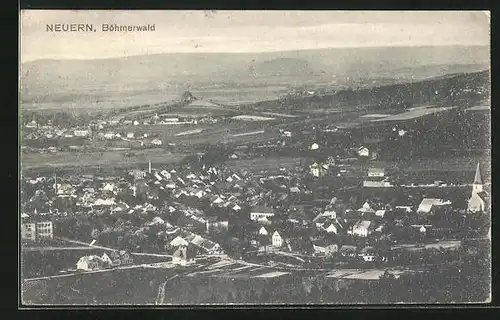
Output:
[21,221,54,241]
[21,223,36,241]
[250,207,275,221]
[36,221,54,240]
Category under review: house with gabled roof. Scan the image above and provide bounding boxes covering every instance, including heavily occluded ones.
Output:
[170,236,190,247]
[258,226,269,236]
[350,220,375,237]
[358,201,375,214]
[271,230,284,248]
[359,246,378,262]
[417,198,451,214]
[324,220,345,234]
[76,255,102,271]
[339,245,358,258]
[312,238,339,256]
[172,245,197,265]
[250,206,275,222]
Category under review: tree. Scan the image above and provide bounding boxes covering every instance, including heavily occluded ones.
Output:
[246,288,258,303]
[91,228,100,239]
[226,291,234,303]
[259,286,271,303]
[307,281,321,303]
[378,269,397,303]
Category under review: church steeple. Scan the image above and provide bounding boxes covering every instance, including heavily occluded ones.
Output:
[472,163,483,194]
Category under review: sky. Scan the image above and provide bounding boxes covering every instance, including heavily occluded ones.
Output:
[20,10,490,62]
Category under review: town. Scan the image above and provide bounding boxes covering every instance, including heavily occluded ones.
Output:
[20,14,491,302]
[21,99,490,276]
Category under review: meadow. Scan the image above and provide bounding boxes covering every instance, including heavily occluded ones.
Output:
[20,149,188,171]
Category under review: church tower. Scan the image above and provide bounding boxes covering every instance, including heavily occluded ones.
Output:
[472,163,483,195]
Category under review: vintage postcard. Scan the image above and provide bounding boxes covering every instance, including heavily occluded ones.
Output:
[19,10,491,305]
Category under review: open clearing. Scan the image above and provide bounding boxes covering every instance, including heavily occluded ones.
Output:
[326,268,418,280]
[467,105,490,111]
[254,271,290,278]
[232,130,265,137]
[360,114,392,118]
[260,112,299,118]
[21,149,187,171]
[371,106,457,122]
[232,115,276,121]
[226,157,305,173]
[174,129,205,136]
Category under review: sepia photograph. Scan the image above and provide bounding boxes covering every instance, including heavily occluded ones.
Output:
[19,10,491,305]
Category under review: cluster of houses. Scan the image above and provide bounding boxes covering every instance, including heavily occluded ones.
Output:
[166,229,225,265]
[23,119,93,141]
[76,250,134,271]
[21,155,489,266]
[236,163,488,262]
[253,226,380,262]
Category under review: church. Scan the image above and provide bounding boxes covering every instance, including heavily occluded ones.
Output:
[467,163,489,213]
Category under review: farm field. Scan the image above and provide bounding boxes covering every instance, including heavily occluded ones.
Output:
[22,267,179,305]
[371,106,458,122]
[226,157,305,173]
[20,149,188,171]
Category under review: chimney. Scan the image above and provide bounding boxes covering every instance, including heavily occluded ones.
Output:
[149,160,152,174]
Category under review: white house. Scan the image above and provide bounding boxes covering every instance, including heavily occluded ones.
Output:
[76,255,102,271]
[101,253,113,266]
[310,143,320,150]
[324,223,340,234]
[170,236,190,247]
[358,146,370,157]
[258,226,269,236]
[312,240,338,256]
[103,132,115,140]
[126,132,135,139]
[367,168,385,177]
[172,245,196,266]
[232,204,242,211]
[309,162,321,177]
[358,201,375,214]
[250,207,275,221]
[212,196,224,205]
[375,210,386,218]
[272,231,283,247]
[351,220,374,237]
[359,246,377,262]
[289,186,301,193]
[417,198,452,214]
[160,170,172,179]
[74,129,90,137]
[151,139,162,146]
[102,183,114,192]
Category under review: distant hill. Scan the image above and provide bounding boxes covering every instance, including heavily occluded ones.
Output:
[21,45,489,107]
[248,58,317,77]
